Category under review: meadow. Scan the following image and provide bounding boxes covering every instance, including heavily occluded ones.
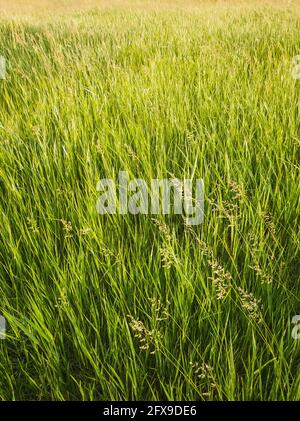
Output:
[0,0,300,400]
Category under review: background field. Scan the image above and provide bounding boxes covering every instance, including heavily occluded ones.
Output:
[0,0,300,400]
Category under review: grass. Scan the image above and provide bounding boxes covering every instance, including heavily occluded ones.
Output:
[0,0,300,400]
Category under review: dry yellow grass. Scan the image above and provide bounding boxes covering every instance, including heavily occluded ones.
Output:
[0,0,298,19]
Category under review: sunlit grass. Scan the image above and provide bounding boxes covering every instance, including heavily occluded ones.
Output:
[0,1,300,400]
